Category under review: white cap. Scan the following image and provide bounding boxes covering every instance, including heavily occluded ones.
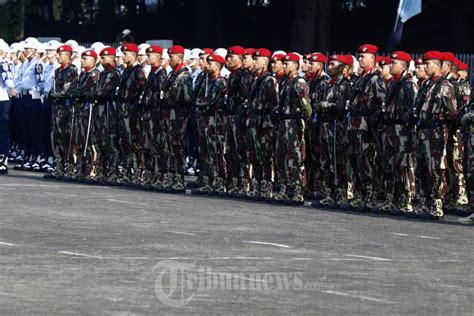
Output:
[0,42,9,53]
[272,50,286,57]
[409,60,416,72]
[36,43,46,54]
[122,29,132,35]
[91,42,105,54]
[184,49,191,61]
[10,43,21,52]
[214,48,227,59]
[76,46,86,56]
[65,39,78,47]
[162,48,170,60]
[24,37,39,49]
[116,46,124,57]
[46,40,60,51]
[189,48,200,59]
[138,43,150,55]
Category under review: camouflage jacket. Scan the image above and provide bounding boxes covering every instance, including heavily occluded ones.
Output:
[347,67,386,131]
[195,72,227,115]
[225,67,252,115]
[318,74,352,120]
[275,72,287,101]
[193,71,206,99]
[50,63,78,100]
[248,70,278,115]
[308,72,329,117]
[382,73,416,136]
[142,66,167,110]
[278,73,312,120]
[416,75,458,128]
[92,67,121,103]
[69,68,100,102]
[117,63,146,103]
[162,64,194,117]
[448,75,471,109]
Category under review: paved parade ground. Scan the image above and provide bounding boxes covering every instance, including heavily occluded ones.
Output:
[0,168,473,314]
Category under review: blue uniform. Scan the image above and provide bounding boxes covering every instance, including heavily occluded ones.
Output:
[0,58,13,156]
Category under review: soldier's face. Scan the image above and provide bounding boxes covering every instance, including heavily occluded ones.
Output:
[284,61,298,75]
[424,59,441,76]
[199,54,209,69]
[24,48,35,59]
[58,51,71,65]
[308,61,323,74]
[46,50,56,59]
[358,53,375,70]
[328,61,344,77]
[390,59,404,76]
[226,54,242,70]
[271,60,283,73]
[381,65,391,77]
[81,56,96,69]
[208,61,221,74]
[101,55,115,67]
[147,53,161,65]
[441,61,452,75]
[242,55,254,70]
[301,59,310,72]
[115,56,124,66]
[138,55,147,64]
[170,54,182,67]
[459,70,467,80]
[253,56,268,71]
[415,65,427,79]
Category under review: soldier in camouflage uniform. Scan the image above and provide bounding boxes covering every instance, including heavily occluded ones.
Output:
[223,46,253,197]
[346,44,385,211]
[413,51,458,220]
[272,53,312,205]
[89,47,121,185]
[161,45,194,193]
[442,53,470,213]
[44,45,78,180]
[245,48,278,201]
[139,45,167,190]
[378,52,417,214]
[458,104,474,224]
[66,49,100,182]
[191,54,227,195]
[116,43,146,186]
[311,54,352,209]
[306,53,329,203]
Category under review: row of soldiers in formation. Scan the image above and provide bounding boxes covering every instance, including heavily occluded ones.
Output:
[2,38,473,222]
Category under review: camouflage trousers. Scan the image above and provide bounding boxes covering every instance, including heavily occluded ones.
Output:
[463,130,474,209]
[415,127,448,201]
[51,100,73,173]
[306,123,323,194]
[142,109,165,175]
[72,102,96,176]
[381,130,415,201]
[162,109,188,176]
[92,102,120,178]
[319,119,347,194]
[117,102,141,172]
[346,129,375,199]
[374,129,385,197]
[275,118,306,190]
[445,128,468,206]
[246,113,274,182]
[198,114,227,180]
[225,114,250,182]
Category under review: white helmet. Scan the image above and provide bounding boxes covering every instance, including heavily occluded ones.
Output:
[90,42,105,54]
[24,37,39,50]
[189,48,201,60]
[65,39,78,47]
[138,43,150,55]
[184,49,191,61]
[76,45,86,56]
[214,48,227,59]
[351,55,360,73]
[10,43,21,52]
[116,46,124,57]
[0,42,9,53]
[46,40,60,51]
[162,48,170,60]
[36,43,46,54]
[272,50,286,57]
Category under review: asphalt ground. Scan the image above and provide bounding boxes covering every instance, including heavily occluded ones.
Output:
[0,167,473,315]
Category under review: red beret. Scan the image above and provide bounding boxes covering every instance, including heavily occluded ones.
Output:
[442,52,456,63]
[207,54,225,65]
[100,47,116,57]
[309,53,327,63]
[81,49,98,59]
[453,57,461,67]
[375,55,384,63]
[358,44,378,54]
[414,57,424,66]
[199,48,214,56]
[379,56,391,66]
[253,48,271,58]
[169,45,185,55]
[459,63,469,71]
[121,43,139,54]
[390,51,412,63]
[57,45,73,53]
[227,46,245,56]
[271,54,285,62]
[146,45,163,54]
[344,54,354,66]
[423,51,443,62]
[329,54,349,65]
[244,48,256,56]
[283,53,300,62]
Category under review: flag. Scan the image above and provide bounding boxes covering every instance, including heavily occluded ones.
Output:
[387,0,422,51]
